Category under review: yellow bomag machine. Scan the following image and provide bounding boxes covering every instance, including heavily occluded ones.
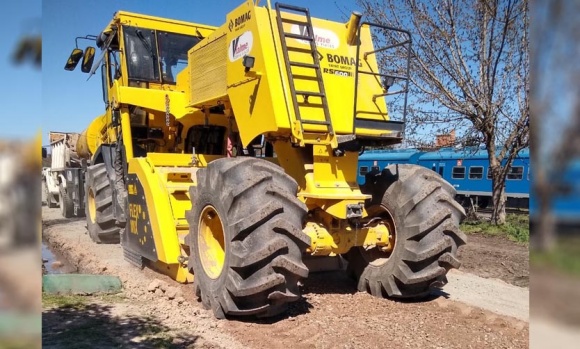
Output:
[65,0,466,319]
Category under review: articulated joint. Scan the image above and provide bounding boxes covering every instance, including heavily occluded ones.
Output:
[304,222,338,256]
[303,220,392,256]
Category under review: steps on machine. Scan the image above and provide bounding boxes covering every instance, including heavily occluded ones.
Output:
[275,3,334,140]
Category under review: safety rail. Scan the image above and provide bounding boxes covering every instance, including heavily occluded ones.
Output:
[353,22,412,138]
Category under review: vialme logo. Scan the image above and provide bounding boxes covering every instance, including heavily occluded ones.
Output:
[228,31,253,62]
[290,25,339,50]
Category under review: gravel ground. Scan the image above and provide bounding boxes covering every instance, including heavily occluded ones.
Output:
[42,206,529,348]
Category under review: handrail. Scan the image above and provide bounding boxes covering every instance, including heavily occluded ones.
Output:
[353,21,412,139]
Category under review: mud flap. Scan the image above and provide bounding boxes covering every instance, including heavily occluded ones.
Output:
[122,174,158,262]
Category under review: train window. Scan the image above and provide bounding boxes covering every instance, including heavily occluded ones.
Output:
[431,165,436,172]
[452,166,465,179]
[359,166,369,176]
[487,168,492,180]
[469,166,484,179]
[507,166,524,180]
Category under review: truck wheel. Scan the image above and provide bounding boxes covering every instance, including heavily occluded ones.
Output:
[59,184,74,218]
[187,158,309,319]
[85,163,120,244]
[346,164,467,299]
[44,181,58,208]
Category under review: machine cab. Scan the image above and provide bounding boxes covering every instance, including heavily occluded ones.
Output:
[64,12,216,156]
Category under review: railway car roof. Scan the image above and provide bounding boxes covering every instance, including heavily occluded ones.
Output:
[359,149,423,161]
[358,147,529,162]
[418,147,529,161]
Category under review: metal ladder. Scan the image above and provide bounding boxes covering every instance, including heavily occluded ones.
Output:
[274,3,334,137]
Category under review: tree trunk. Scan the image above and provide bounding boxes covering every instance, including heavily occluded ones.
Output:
[488,152,507,225]
[535,201,556,252]
[491,177,507,225]
[532,178,557,252]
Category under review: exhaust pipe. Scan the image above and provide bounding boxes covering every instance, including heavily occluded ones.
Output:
[346,11,362,45]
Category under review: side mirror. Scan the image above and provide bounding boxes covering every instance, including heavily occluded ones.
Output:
[81,46,96,73]
[64,48,83,71]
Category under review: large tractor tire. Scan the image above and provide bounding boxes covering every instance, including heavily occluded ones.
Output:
[85,163,121,244]
[59,183,74,218]
[346,164,467,299]
[187,157,310,319]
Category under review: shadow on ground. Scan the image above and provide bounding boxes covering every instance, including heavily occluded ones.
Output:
[230,269,445,324]
[43,302,199,348]
[42,217,84,228]
[304,269,446,302]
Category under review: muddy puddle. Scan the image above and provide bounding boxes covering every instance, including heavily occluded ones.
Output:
[42,240,76,274]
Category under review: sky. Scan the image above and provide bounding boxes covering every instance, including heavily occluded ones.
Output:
[0,1,42,141]
[41,0,362,146]
[6,0,567,156]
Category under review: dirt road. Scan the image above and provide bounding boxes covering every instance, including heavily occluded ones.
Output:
[458,233,529,287]
[42,206,529,348]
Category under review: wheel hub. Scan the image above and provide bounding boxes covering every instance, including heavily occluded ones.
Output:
[198,205,226,279]
[363,205,396,267]
[88,188,96,224]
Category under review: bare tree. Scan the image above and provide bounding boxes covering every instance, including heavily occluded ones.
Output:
[357,0,529,224]
[530,0,580,251]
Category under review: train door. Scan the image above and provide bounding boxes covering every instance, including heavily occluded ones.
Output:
[431,162,445,177]
[437,163,445,177]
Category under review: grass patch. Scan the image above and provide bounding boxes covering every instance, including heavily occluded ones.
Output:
[42,294,87,309]
[531,237,580,276]
[42,293,126,309]
[460,213,529,243]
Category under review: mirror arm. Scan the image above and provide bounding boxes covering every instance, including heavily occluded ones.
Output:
[75,35,98,49]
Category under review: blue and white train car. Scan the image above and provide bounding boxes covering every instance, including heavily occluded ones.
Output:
[358,147,530,209]
[530,159,580,228]
[356,149,424,183]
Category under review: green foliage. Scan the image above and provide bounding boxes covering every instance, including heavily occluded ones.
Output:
[42,294,87,309]
[42,293,125,309]
[531,237,580,276]
[460,214,529,243]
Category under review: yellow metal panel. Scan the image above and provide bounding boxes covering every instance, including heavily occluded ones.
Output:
[116,86,191,119]
[274,141,369,219]
[113,11,215,37]
[149,261,193,283]
[225,2,290,146]
[128,157,181,264]
[189,35,228,107]
[145,152,223,167]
